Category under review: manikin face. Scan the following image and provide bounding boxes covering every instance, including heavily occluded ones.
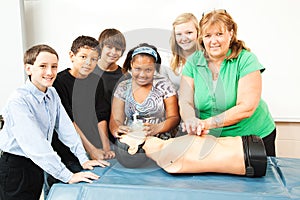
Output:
[174,20,198,51]
[25,52,58,92]
[202,24,233,60]
[70,47,99,78]
[100,44,123,64]
[131,55,156,87]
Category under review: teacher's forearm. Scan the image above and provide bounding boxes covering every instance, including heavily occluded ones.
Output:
[179,100,197,121]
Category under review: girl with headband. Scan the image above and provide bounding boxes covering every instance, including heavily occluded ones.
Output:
[110,43,180,167]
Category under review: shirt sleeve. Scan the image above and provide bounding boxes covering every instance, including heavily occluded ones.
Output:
[6,99,74,183]
[182,57,195,78]
[54,97,89,166]
[53,77,74,122]
[113,80,128,101]
[158,77,177,99]
[238,50,265,78]
[95,77,110,122]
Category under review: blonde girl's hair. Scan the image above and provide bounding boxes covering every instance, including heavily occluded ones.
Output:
[170,13,200,74]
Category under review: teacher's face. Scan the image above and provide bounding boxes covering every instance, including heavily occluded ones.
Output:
[131,55,156,86]
[202,24,233,60]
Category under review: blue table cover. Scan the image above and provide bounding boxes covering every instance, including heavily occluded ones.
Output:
[47,157,300,200]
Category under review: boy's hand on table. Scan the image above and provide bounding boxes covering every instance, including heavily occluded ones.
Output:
[68,171,100,184]
[82,159,110,170]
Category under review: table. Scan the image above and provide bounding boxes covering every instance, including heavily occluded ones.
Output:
[47,157,300,200]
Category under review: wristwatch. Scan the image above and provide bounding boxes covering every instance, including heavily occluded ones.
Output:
[213,115,223,127]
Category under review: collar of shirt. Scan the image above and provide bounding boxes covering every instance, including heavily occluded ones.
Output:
[25,79,51,103]
[195,49,234,68]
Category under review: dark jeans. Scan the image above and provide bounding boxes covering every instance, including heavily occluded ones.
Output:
[0,152,43,200]
[262,128,277,157]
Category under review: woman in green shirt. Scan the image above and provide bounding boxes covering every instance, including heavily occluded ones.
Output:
[179,10,276,156]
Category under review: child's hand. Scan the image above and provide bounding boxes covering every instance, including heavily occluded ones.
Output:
[113,125,131,138]
[68,171,99,184]
[82,159,110,170]
[143,123,161,136]
[89,148,106,160]
[104,150,115,160]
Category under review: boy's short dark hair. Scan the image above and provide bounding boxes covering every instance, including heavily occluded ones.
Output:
[24,44,59,65]
[98,29,126,56]
[70,35,100,55]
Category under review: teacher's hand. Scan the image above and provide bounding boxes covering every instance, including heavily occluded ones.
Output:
[182,118,209,136]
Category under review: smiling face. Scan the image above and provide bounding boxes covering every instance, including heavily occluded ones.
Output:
[100,44,123,65]
[69,47,99,79]
[174,20,198,52]
[25,52,58,92]
[131,54,156,87]
[202,24,233,60]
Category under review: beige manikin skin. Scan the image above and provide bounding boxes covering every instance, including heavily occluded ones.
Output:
[121,133,246,175]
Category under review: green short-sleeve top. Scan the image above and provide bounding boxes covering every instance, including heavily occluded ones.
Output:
[182,49,275,138]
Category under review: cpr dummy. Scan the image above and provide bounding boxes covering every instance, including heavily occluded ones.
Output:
[115,112,151,168]
[117,113,266,176]
[117,113,245,174]
[120,132,267,177]
[142,135,246,175]
[119,112,146,155]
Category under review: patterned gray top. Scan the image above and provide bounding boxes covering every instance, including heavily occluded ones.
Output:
[114,75,177,139]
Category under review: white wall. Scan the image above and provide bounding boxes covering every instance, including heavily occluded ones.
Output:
[276,122,300,158]
[0,0,26,112]
[2,0,300,122]
[23,0,217,68]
